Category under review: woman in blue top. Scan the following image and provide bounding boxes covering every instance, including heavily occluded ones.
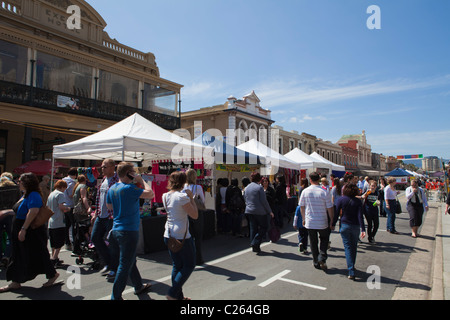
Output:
[0,173,59,293]
[332,183,366,280]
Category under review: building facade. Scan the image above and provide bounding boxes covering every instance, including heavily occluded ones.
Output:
[271,126,318,156]
[0,0,182,172]
[422,156,442,172]
[181,91,274,147]
[316,138,343,165]
[338,131,372,171]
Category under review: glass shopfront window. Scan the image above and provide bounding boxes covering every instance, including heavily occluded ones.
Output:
[98,70,139,107]
[0,39,28,84]
[36,51,92,97]
[143,83,177,116]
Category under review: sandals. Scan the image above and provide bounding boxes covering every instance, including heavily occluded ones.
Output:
[0,283,21,293]
[42,273,61,288]
[134,282,152,295]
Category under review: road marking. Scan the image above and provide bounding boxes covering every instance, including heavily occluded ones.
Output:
[98,232,299,300]
[259,270,327,291]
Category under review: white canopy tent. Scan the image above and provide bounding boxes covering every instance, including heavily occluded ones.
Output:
[193,131,263,165]
[310,152,346,172]
[237,139,301,175]
[284,148,330,170]
[53,113,208,163]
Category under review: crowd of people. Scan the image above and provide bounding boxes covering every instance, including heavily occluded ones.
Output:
[0,163,445,298]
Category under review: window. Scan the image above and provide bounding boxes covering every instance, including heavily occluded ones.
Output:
[36,51,92,97]
[0,39,28,84]
[98,70,138,107]
[143,83,177,116]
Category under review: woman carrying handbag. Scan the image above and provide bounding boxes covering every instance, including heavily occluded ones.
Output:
[163,171,198,300]
[0,173,59,293]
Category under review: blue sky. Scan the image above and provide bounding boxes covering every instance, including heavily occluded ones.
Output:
[87,0,450,160]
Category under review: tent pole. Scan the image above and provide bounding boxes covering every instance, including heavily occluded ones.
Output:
[50,156,55,191]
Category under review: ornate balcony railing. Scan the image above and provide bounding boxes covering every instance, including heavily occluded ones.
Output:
[0,80,179,130]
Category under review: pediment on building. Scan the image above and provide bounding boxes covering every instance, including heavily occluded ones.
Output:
[243,90,261,103]
[41,0,107,28]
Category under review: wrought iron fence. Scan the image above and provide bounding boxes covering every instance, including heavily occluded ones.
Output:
[0,80,179,130]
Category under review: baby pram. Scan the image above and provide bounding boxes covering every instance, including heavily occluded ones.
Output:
[72,214,101,271]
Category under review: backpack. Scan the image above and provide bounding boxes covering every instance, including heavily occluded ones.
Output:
[228,188,245,213]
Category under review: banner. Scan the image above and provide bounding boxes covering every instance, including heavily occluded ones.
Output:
[397,154,423,160]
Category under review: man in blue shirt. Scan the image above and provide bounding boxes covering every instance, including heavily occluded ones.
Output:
[106,162,154,300]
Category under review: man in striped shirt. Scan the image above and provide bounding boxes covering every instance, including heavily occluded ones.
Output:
[299,172,334,271]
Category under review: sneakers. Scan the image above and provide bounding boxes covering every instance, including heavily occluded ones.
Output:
[298,244,308,255]
[318,261,328,271]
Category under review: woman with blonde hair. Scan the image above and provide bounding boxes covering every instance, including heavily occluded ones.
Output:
[384,177,399,234]
[183,169,205,265]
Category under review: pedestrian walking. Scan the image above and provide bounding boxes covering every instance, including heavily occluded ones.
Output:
[299,172,334,271]
[362,180,381,243]
[163,171,198,300]
[378,178,387,217]
[384,177,399,234]
[243,172,274,254]
[293,205,308,254]
[332,183,366,280]
[47,180,70,267]
[62,168,77,251]
[0,173,60,293]
[106,162,154,300]
[405,180,429,238]
[226,178,246,237]
[91,159,119,279]
[184,168,205,265]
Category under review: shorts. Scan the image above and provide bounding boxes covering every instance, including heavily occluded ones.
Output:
[49,227,66,249]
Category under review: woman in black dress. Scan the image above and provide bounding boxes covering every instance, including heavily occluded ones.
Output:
[0,173,59,293]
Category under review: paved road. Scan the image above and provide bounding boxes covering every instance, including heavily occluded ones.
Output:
[0,191,442,303]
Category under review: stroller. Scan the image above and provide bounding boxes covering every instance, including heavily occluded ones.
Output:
[72,214,101,271]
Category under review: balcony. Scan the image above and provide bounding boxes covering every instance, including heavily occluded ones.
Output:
[0,80,179,130]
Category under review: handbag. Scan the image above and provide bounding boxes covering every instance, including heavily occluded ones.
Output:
[31,206,54,230]
[167,227,188,253]
[73,199,90,222]
[268,218,280,243]
[395,197,402,214]
[193,185,206,211]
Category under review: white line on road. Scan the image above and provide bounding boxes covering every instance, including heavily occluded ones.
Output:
[259,270,327,291]
[98,232,299,300]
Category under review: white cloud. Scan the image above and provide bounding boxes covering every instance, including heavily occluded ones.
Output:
[254,75,450,109]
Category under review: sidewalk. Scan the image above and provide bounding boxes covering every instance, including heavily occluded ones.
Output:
[431,195,450,300]
[393,191,449,300]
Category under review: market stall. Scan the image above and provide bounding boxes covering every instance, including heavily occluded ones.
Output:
[52,113,211,254]
[310,152,346,178]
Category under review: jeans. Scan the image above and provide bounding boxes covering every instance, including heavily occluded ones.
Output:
[340,223,361,276]
[384,200,397,232]
[247,214,269,248]
[308,228,330,264]
[164,237,196,300]
[297,227,308,248]
[109,230,143,300]
[91,217,114,269]
[364,206,379,241]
